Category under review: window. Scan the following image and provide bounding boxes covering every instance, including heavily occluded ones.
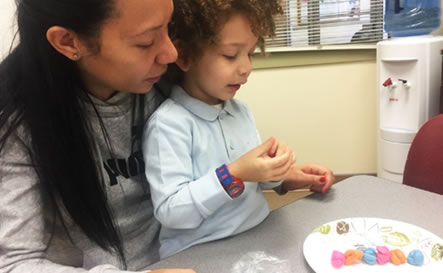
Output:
[267,0,386,49]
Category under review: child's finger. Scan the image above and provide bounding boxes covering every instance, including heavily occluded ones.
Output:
[272,153,294,179]
[271,166,292,181]
[266,148,292,169]
[274,141,288,157]
[291,151,296,164]
[268,137,278,157]
[252,137,276,157]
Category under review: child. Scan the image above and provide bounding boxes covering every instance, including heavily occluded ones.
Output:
[143,0,324,259]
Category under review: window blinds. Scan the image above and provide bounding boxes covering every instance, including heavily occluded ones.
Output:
[267,0,386,49]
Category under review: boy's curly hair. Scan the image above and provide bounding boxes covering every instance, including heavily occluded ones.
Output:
[170,0,283,62]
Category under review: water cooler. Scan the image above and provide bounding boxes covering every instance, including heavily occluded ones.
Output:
[377,0,442,183]
[376,36,443,182]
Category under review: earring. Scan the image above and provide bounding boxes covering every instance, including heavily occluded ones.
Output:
[73,53,79,60]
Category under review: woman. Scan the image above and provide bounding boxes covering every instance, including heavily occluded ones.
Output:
[0,0,193,272]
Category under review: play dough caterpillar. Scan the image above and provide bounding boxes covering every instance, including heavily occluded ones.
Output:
[330,247,424,268]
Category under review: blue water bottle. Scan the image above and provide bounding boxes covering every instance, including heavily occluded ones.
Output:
[384,0,441,37]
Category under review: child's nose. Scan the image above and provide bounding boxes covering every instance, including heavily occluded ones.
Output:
[238,58,252,76]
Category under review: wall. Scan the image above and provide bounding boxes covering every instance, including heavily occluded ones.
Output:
[236,60,377,175]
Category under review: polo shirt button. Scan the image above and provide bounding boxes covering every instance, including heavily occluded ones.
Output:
[230,140,235,150]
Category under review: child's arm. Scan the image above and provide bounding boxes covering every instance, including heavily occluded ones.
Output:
[143,98,294,229]
[143,114,294,230]
[143,112,233,229]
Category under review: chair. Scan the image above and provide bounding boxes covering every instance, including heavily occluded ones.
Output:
[403,114,443,195]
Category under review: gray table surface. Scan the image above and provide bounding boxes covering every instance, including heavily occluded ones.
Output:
[148,175,443,272]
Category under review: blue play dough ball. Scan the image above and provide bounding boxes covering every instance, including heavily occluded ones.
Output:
[407,250,424,266]
[362,248,377,265]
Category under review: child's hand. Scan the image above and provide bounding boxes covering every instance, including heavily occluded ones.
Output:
[227,137,295,182]
[283,163,335,194]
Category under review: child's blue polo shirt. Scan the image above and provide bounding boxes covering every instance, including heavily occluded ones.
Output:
[143,85,281,258]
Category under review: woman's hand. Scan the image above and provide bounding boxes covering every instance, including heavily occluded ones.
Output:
[227,137,295,182]
[282,163,334,194]
[149,269,196,273]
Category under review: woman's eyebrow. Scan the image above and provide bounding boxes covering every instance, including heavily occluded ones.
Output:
[132,24,162,38]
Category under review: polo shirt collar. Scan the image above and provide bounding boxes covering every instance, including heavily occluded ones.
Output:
[170,85,236,121]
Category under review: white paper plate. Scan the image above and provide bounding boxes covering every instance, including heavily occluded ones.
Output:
[303,218,443,272]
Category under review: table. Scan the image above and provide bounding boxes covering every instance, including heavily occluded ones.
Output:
[148,175,443,272]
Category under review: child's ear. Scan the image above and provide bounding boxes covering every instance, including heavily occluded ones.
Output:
[173,40,190,72]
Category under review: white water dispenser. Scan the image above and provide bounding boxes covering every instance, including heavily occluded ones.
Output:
[377,35,443,183]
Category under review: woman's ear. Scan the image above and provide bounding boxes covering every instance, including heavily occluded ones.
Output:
[173,39,190,72]
[46,26,83,61]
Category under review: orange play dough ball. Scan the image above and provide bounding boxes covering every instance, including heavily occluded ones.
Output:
[390,249,406,265]
[345,249,363,265]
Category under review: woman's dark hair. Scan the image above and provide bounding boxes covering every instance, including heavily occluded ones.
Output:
[0,0,126,266]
